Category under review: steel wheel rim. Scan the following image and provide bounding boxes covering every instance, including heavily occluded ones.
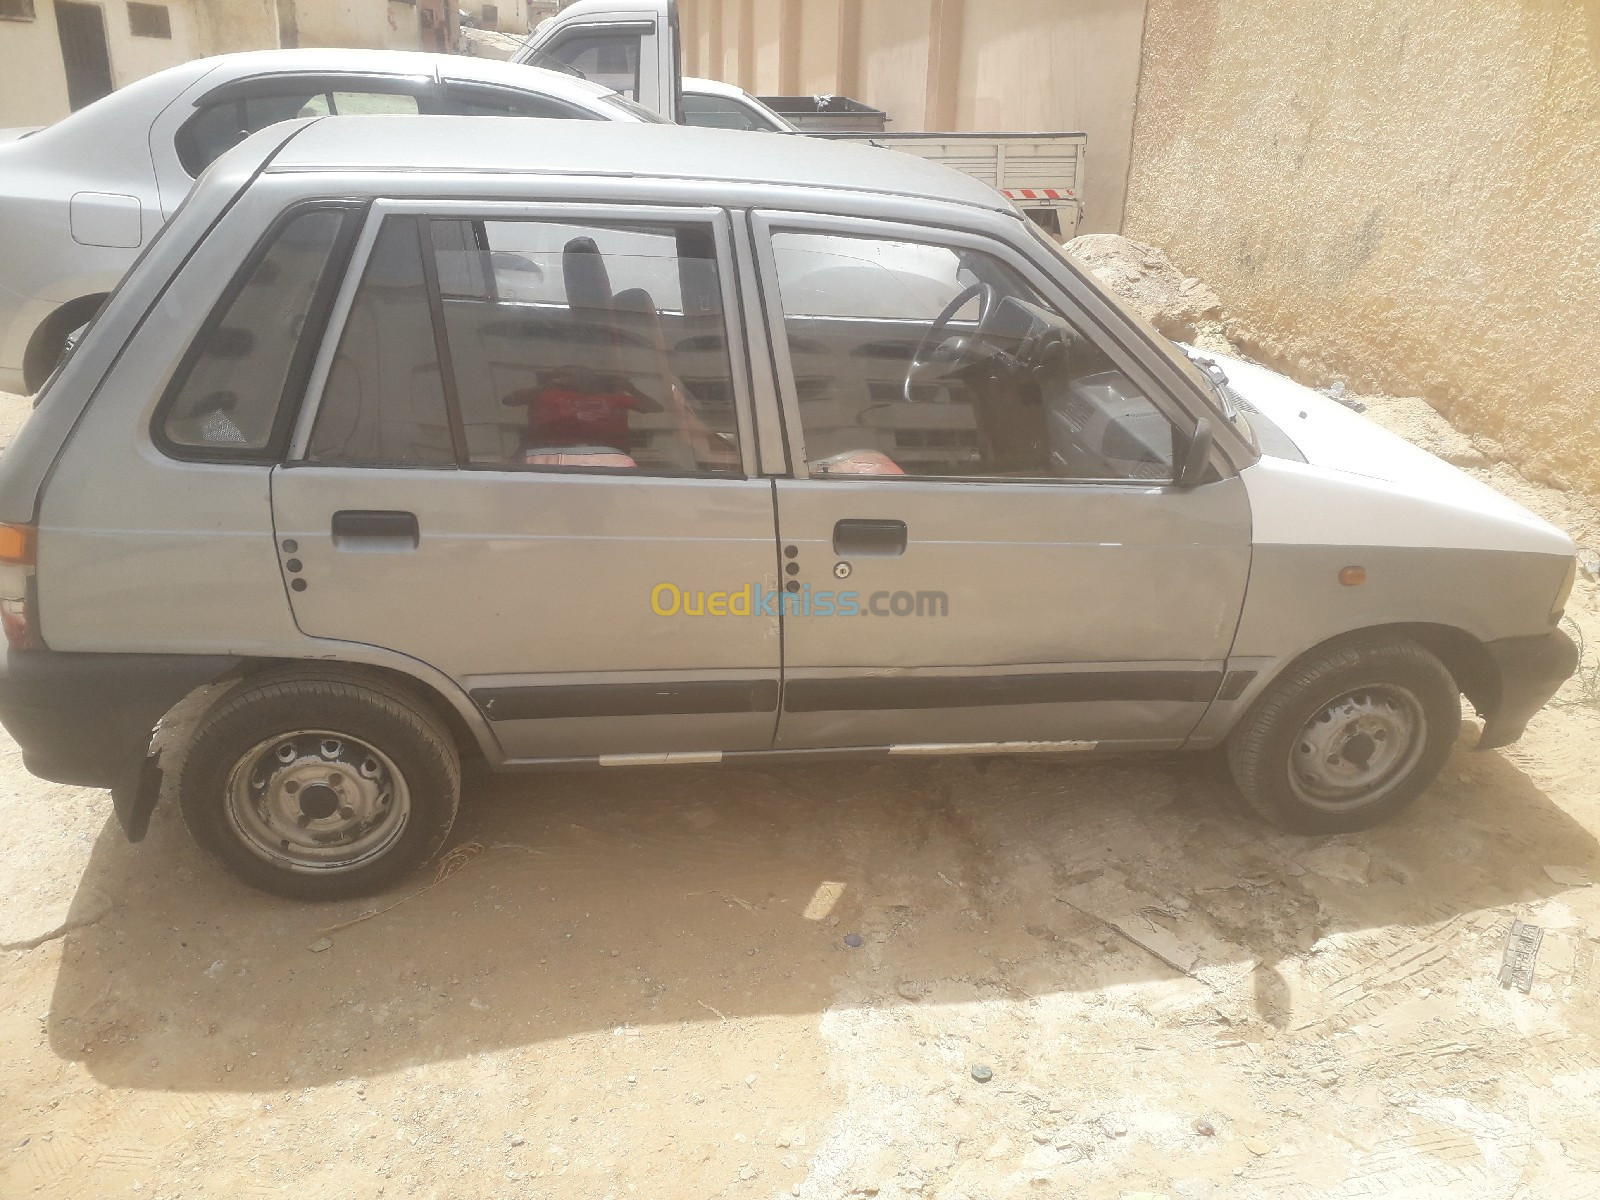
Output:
[1287,684,1426,811]
[225,729,411,872]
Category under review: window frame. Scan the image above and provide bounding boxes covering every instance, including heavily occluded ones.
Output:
[747,209,1229,489]
[433,79,602,121]
[175,73,434,178]
[285,199,760,481]
[533,22,652,102]
[150,200,365,466]
[126,0,170,38]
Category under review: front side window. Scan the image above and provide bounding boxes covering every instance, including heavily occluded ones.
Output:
[534,30,642,99]
[436,84,594,120]
[307,214,740,476]
[769,231,1182,483]
[681,93,774,132]
[159,207,349,457]
[309,218,454,466]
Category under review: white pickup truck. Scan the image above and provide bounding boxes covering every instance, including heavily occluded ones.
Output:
[513,0,1086,236]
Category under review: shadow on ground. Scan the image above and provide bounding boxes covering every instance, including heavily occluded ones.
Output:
[45,736,1598,1092]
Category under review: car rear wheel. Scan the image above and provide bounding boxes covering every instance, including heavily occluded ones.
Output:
[1226,636,1460,833]
[178,672,460,900]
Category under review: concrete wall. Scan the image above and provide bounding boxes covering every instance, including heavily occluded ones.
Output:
[678,0,1147,233]
[0,3,76,125]
[0,0,414,128]
[0,0,214,125]
[1125,0,1600,493]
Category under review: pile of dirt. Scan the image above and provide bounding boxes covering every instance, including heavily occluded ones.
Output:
[1063,233,1230,353]
[459,27,524,59]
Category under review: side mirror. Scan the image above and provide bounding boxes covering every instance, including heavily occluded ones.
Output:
[1177,416,1214,488]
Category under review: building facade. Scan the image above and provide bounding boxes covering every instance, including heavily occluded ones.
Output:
[0,0,455,127]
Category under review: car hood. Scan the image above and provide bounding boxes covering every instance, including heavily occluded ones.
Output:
[1214,351,1483,483]
[1210,351,1574,555]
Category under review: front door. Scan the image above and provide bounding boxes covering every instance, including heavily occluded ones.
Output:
[751,216,1252,752]
[271,203,779,761]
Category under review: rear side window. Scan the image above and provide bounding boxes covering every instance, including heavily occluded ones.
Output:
[305,213,741,476]
[308,219,455,466]
[175,80,426,176]
[158,207,350,458]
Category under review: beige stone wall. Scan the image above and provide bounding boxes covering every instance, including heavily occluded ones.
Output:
[1125,0,1600,493]
[0,0,415,130]
[0,4,76,125]
[679,0,1148,233]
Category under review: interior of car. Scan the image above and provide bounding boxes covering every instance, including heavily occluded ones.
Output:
[770,232,1184,483]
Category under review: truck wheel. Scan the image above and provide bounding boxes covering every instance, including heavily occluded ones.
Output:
[178,673,460,900]
[1226,636,1460,833]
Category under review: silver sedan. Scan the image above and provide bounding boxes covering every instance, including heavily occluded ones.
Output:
[0,48,664,394]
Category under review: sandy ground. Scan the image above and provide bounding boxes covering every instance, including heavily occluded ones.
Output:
[3,375,1600,1200]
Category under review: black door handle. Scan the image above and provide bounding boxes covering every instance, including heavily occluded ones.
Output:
[331,510,419,550]
[833,518,907,557]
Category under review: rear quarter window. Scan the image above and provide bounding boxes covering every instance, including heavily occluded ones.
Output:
[156,207,354,461]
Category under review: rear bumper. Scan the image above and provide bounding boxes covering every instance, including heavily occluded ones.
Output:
[1477,629,1579,749]
[0,649,238,833]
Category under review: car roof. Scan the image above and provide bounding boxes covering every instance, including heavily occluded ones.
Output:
[187,48,619,100]
[7,49,624,158]
[268,115,1013,212]
[681,77,754,100]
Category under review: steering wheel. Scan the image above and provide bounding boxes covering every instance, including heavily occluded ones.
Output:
[903,281,998,404]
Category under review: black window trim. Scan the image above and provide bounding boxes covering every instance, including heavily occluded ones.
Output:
[151,199,367,467]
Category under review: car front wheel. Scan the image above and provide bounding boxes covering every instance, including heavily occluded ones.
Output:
[1226,636,1461,833]
[178,672,461,900]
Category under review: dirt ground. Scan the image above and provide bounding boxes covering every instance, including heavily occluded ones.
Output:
[4,356,1600,1200]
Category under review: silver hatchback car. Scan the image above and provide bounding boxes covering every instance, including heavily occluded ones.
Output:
[0,117,1577,899]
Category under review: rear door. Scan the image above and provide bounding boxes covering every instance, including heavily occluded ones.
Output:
[270,200,779,761]
[518,0,680,122]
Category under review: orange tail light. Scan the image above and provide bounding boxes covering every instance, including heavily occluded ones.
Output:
[0,523,35,566]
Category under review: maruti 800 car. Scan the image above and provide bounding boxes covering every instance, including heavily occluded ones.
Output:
[0,117,1577,898]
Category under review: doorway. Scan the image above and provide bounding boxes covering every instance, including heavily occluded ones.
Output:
[54,0,113,110]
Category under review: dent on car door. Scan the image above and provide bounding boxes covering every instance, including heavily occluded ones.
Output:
[269,202,780,761]
[749,214,1253,752]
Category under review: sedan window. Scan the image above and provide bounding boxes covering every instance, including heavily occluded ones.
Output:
[435,83,597,120]
[175,80,424,176]
[769,231,1183,483]
[681,93,778,132]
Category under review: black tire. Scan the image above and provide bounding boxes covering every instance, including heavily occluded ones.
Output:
[1226,636,1460,833]
[177,671,461,900]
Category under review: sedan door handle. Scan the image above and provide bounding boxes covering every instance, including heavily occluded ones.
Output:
[331,509,419,551]
[833,518,907,557]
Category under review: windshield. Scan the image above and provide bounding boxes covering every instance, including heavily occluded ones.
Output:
[1024,220,1258,451]
[598,92,671,124]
